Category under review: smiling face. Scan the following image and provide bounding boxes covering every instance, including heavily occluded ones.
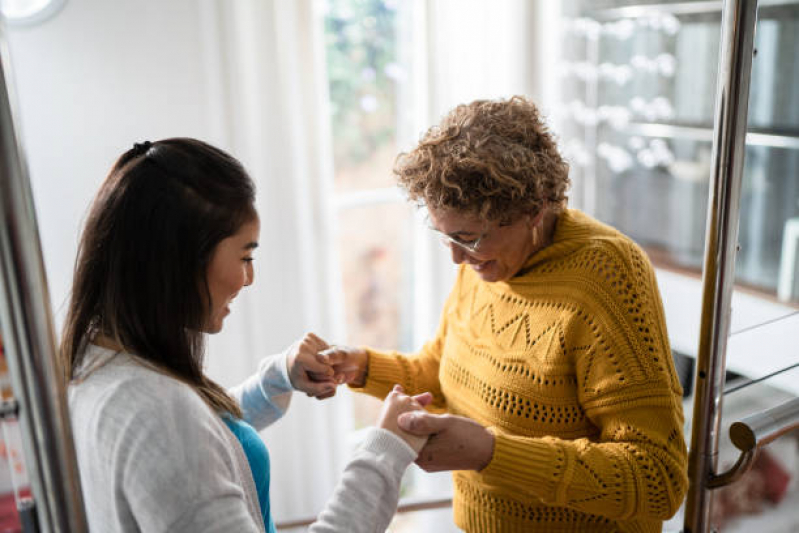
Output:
[204,216,260,333]
[428,207,538,283]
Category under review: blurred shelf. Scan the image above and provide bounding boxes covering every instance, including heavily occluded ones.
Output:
[591,0,799,20]
[626,122,799,150]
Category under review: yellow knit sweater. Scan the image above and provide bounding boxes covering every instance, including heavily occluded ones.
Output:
[353,209,688,532]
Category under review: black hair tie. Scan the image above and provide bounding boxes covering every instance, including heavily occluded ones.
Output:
[132,141,153,156]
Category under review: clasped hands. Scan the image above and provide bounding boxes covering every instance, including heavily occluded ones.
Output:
[286,333,494,472]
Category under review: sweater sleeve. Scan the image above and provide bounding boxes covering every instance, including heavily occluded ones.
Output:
[309,428,417,533]
[229,350,294,431]
[481,245,688,521]
[349,268,464,408]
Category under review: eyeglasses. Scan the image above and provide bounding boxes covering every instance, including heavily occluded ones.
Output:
[429,226,489,253]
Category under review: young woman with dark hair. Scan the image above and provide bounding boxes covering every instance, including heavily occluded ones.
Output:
[64,138,430,533]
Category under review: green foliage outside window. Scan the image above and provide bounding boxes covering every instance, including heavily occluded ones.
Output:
[324,0,399,168]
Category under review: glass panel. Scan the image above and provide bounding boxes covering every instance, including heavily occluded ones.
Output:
[323,0,405,192]
[559,1,799,302]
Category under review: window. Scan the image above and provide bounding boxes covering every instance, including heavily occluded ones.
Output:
[322,1,455,529]
[323,0,412,422]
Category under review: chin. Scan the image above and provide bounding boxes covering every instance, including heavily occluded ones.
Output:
[472,265,513,283]
[472,266,498,282]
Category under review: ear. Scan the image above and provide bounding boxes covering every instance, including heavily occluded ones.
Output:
[531,206,547,226]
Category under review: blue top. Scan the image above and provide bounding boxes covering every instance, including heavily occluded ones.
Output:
[222,416,276,533]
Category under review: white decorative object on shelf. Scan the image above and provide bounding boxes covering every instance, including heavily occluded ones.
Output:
[628,136,646,151]
[563,139,593,168]
[598,63,633,85]
[635,13,681,35]
[597,142,633,173]
[559,61,598,82]
[597,105,631,129]
[630,96,674,121]
[564,17,602,40]
[630,53,677,77]
[568,99,599,126]
[602,19,635,40]
[636,138,675,169]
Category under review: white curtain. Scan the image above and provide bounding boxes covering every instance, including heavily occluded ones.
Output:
[200,0,352,522]
[8,0,351,523]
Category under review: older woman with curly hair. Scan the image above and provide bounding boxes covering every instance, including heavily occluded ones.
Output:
[321,96,688,532]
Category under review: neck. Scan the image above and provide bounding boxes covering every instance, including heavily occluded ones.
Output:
[530,209,559,255]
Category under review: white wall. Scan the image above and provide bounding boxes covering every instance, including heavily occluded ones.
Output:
[5,0,224,326]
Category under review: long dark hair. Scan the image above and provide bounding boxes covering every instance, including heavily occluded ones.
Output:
[61,138,256,417]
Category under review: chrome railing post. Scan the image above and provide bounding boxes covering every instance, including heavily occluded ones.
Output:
[0,19,88,533]
[683,0,759,531]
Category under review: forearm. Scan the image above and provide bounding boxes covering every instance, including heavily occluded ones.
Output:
[228,350,293,430]
[481,404,688,520]
[350,347,445,408]
[309,428,416,533]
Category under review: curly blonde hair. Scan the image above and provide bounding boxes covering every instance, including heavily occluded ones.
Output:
[394,96,570,222]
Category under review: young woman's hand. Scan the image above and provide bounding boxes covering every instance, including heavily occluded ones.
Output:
[377,385,433,454]
[286,333,338,399]
[315,345,369,387]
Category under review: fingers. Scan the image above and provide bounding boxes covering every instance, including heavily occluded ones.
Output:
[294,335,334,378]
[303,332,329,350]
[313,388,337,400]
[412,392,433,407]
[307,370,333,382]
[317,347,349,366]
[397,411,447,436]
[300,357,333,378]
[301,379,336,399]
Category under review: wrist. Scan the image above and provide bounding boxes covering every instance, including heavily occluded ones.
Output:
[283,342,299,389]
[352,348,369,387]
[476,427,496,472]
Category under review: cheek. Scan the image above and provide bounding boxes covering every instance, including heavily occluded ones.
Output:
[229,268,248,292]
[209,269,244,303]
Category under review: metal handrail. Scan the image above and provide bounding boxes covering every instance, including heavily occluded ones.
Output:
[0,18,88,533]
[729,397,799,451]
[683,0,760,532]
[709,397,799,488]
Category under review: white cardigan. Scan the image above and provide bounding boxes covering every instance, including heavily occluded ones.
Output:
[69,344,415,532]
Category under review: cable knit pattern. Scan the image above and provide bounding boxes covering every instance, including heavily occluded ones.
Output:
[352,209,688,532]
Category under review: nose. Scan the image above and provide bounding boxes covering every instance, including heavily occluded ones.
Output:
[450,243,466,264]
[244,262,255,287]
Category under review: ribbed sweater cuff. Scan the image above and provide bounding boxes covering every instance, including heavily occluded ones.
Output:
[348,349,404,398]
[359,428,417,476]
[481,428,561,502]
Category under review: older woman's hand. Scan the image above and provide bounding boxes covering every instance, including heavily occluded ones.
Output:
[377,385,433,453]
[315,345,369,387]
[397,411,495,472]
